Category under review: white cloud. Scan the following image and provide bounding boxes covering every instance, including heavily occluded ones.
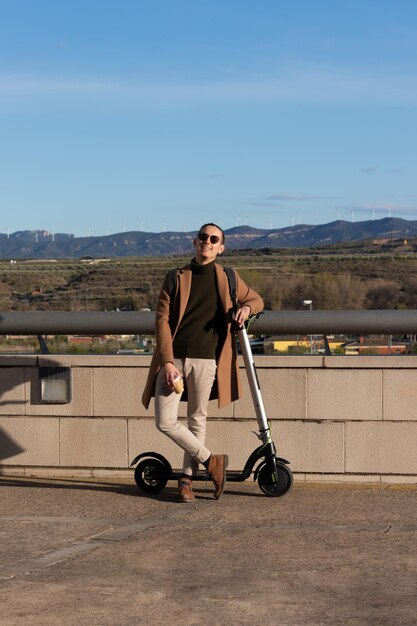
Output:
[246,193,338,206]
[1,63,417,107]
[349,204,417,216]
[0,75,115,96]
[265,193,338,201]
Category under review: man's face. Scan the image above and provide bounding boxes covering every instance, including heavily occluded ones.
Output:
[193,225,225,264]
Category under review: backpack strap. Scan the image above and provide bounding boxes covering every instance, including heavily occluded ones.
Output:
[167,268,178,299]
[223,266,237,312]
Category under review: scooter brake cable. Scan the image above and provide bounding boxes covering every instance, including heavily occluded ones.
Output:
[245,314,259,331]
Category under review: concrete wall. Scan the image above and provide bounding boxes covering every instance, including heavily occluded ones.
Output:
[1,354,417,484]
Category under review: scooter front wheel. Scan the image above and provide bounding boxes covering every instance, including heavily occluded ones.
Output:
[134,458,168,494]
[258,462,293,497]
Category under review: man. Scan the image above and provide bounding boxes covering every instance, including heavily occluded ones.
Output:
[142,223,264,502]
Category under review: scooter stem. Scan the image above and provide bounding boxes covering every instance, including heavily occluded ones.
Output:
[236,325,271,447]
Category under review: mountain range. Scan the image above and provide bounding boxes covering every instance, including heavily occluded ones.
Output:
[0,217,414,259]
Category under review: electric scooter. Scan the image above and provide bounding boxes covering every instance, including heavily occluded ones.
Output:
[130,321,293,497]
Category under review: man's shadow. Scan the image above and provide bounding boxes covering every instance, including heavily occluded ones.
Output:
[0,428,25,476]
[0,355,70,473]
[0,474,140,496]
[0,427,25,474]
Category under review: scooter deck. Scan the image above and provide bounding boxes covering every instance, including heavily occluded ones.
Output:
[158,469,248,483]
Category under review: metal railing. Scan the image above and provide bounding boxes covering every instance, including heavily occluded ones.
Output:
[1,310,417,336]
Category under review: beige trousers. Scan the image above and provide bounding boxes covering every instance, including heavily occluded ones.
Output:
[155,358,217,476]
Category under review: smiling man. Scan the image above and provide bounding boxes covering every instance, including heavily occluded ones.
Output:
[142,223,264,502]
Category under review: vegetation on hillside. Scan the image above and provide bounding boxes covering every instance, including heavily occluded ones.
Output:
[1,239,417,312]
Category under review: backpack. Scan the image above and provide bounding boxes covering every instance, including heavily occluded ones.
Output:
[166,265,237,311]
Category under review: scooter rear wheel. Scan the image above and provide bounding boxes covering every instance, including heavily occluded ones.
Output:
[258,462,293,497]
[134,458,168,494]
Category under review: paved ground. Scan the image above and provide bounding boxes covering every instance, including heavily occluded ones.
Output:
[1,474,417,626]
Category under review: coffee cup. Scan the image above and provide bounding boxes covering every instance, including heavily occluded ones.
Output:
[173,375,184,394]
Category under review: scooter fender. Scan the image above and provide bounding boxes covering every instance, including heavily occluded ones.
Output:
[241,444,290,481]
[130,451,172,471]
[253,456,291,482]
[276,456,290,465]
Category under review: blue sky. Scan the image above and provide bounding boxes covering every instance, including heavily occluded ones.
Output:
[1,0,417,237]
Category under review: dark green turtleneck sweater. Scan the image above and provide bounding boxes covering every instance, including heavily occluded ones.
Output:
[173,259,224,359]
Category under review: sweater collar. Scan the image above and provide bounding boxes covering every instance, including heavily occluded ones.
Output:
[190,258,216,274]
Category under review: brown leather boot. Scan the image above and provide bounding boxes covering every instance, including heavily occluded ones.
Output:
[178,477,195,503]
[207,454,228,500]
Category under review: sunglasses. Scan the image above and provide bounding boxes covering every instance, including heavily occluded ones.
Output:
[198,232,222,244]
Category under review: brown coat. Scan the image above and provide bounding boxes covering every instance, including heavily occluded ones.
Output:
[141,262,264,410]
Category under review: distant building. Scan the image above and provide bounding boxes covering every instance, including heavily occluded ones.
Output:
[68,335,107,344]
[264,335,345,354]
[344,337,407,355]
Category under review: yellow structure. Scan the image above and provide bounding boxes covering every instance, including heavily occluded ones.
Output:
[268,336,345,353]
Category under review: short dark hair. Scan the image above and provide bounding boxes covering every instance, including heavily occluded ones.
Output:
[198,223,225,244]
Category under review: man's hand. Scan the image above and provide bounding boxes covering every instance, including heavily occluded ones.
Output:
[232,305,251,328]
[163,362,182,390]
